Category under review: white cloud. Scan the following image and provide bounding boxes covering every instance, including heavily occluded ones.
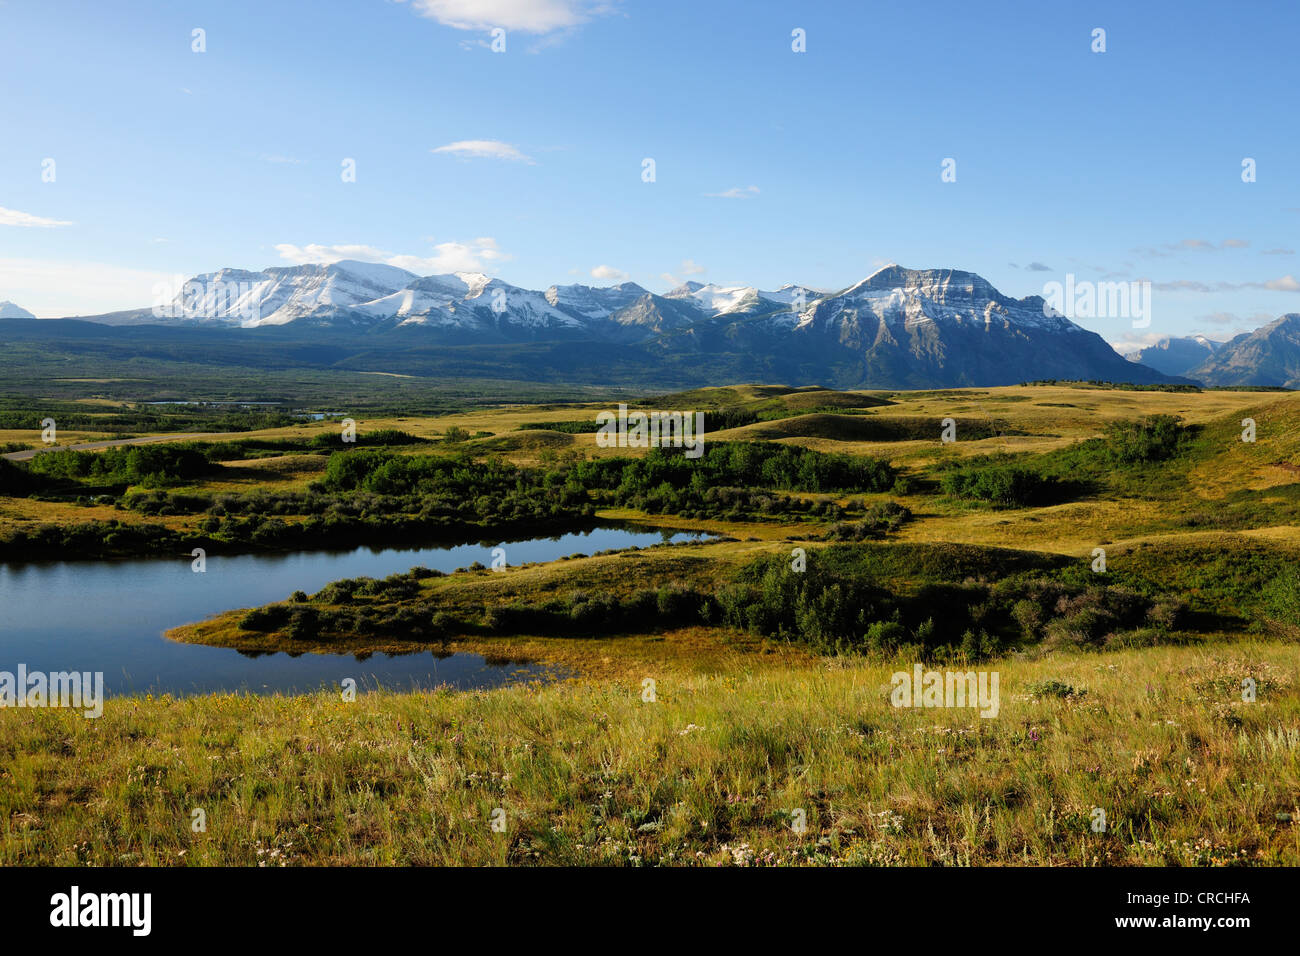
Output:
[590,264,628,282]
[431,139,536,163]
[0,258,174,317]
[260,153,305,165]
[401,0,609,33]
[0,206,73,228]
[705,185,760,199]
[1107,333,1160,355]
[275,238,509,274]
[274,243,389,265]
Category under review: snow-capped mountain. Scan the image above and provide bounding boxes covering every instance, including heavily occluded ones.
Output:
[794,267,1076,334]
[0,301,36,319]
[545,281,647,321]
[163,260,418,327]
[663,266,1172,387]
[53,262,1190,387]
[354,274,585,335]
[664,281,820,316]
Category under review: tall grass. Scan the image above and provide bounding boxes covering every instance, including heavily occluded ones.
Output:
[2,641,1296,866]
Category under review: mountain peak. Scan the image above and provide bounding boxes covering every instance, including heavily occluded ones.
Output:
[851,265,999,300]
[1263,312,1300,333]
[326,259,418,283]
[0,301,36,319]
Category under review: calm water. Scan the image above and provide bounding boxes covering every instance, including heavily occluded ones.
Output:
[0,526,705,697]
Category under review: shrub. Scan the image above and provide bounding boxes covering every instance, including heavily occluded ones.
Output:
[940,465,1050,507]
[1146,599,1189,630]
[1103,415,1187,464]
[864,619,908,652]
[239,605,293,631]
[1025,679,1080,698]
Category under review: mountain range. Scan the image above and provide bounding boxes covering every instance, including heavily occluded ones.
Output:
[6,263,1298,389]
[1127,318,1300,388]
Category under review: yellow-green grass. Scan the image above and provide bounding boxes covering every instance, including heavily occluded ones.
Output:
[2,640,1296,866]
[0,429,117,448]
[5,385,1298,580]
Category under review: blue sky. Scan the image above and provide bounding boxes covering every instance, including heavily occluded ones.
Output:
[1,0,1296,350]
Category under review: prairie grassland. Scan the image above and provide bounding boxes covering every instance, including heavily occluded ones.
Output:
[3,382,1290,539]
[4,382,1299,866]
[1,641,1296,866]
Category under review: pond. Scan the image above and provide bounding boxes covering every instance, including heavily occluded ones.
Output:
[0,526,708,697]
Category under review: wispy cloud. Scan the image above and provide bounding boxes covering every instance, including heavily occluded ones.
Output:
[400,0,615,34]
[0,205,73,228]
[1196,310,1273,326]
[259,153,305,165]
[705,185,760,199]
[1148,275,1300,293]
[1135,238,1252,256]
[431,139,536,164]
[275,239,509,274]
[659,258,707,287]
[1263,247,1295,255]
